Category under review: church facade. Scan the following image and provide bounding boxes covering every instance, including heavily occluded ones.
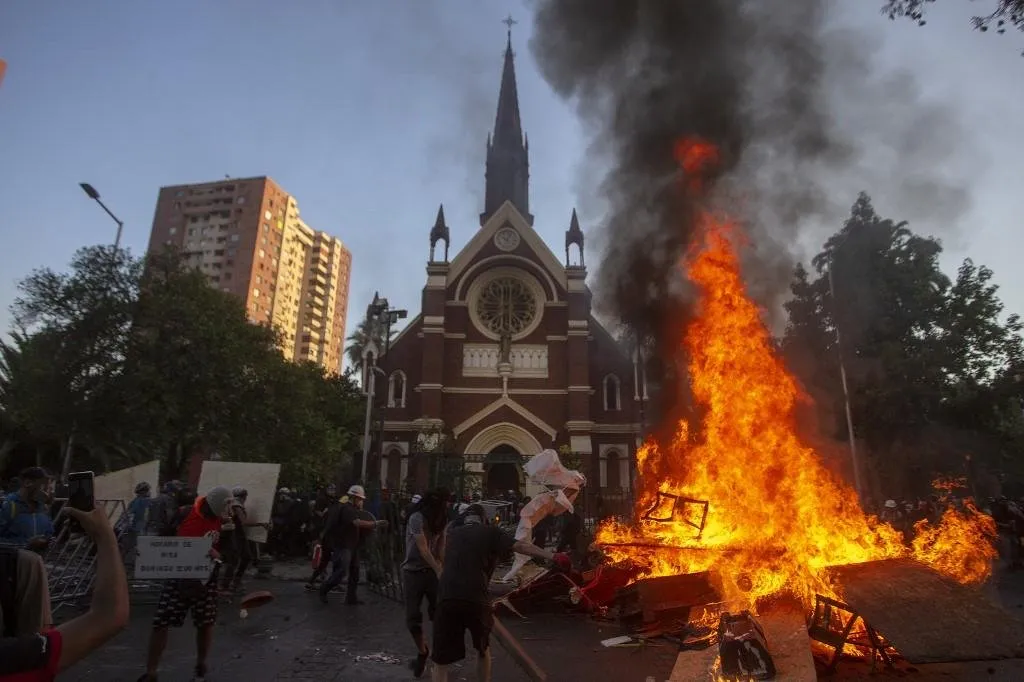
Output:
[374,33,645,503]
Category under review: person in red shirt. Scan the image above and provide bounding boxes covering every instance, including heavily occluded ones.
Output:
[137,485,233,682]
[1,506,130,681]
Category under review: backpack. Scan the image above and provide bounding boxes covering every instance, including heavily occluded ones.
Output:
[0,547,19,637]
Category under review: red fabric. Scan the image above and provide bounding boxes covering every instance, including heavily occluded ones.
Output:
[176,497,222,540]
[0,630,62,681]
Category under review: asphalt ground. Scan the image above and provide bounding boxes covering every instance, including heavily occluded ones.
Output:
[58,561,1024,681]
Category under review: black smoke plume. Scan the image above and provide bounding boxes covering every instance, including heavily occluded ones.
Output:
[528,0,974,390]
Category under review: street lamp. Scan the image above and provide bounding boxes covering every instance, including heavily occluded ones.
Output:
[362,294,408,485]
[79,182,125,249]
[826,244,863,501]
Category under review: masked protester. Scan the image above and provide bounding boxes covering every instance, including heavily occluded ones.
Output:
[137,486,234,682]
[0,468,54,552]
[431,504,557,682]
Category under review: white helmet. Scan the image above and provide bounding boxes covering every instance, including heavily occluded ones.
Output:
[347,485,366,500]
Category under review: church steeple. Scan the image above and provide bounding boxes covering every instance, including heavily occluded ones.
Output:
[481,18,532,226]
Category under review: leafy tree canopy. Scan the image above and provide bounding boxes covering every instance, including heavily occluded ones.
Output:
[784,192,1024,497]
[1,246,364,488]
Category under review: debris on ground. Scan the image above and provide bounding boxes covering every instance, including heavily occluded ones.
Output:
[353,652,401,664]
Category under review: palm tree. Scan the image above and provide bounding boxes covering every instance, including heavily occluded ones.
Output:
[344,318,395,375]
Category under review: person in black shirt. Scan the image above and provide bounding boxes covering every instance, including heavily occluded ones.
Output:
[431,504,554,682]
[318,485,386,605]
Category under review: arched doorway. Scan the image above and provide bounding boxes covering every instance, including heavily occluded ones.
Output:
[486,444,521,497]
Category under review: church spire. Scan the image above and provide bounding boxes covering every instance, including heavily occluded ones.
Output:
[481,16,532,226]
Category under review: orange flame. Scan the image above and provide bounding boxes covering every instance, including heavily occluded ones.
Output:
[597,139,996,606]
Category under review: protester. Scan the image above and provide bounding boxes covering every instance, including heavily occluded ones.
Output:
[146,481,182,537]
[123,482,152,568]
[0,506,130,680]
[220,487,259,593]
[318,485,386,605]
[431,504,556,682]
[0,468,54,552]
[402,490,448,678]
[137,485,234,682]
[306,488,342,591]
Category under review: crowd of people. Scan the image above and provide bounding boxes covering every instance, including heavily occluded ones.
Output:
[9,464,1024,682]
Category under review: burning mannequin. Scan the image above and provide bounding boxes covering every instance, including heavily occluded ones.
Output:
[501,450,585,583]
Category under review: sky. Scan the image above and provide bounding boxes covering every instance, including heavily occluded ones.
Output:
[0,1,1021,367]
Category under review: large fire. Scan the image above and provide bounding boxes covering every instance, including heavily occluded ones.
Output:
[596,138,997,607]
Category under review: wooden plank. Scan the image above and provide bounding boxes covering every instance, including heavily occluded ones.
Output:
[757,603,817,682]
[492,614,548,682]
[829,558,1024,663]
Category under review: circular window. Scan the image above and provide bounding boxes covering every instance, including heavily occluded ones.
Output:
[468,269,544,340]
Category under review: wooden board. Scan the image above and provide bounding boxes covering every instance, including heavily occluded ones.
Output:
[829,558,1024,663]
[94,460,160,509]
[757,603,817,682]
[198,461,281,543]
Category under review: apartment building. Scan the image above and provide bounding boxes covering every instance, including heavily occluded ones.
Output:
[147,176,352,374]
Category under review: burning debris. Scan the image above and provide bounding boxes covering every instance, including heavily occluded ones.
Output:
[593,139,996,609]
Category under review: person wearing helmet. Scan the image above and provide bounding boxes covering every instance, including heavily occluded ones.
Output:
[318,485,387,605]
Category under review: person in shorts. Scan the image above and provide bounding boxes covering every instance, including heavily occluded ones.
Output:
[430,504,555,682]
[137,486,233,682]
[402,490,447,677]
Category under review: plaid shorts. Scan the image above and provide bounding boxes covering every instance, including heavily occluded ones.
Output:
[153,580,219,628]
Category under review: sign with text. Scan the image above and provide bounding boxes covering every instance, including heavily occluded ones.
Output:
[135,536,214,580]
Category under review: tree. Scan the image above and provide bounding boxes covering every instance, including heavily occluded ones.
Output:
[8,246,142,474]
[344,316,395,376]
[2,245,368,487]
[784,192,1024,496]
[883,1,1024,40]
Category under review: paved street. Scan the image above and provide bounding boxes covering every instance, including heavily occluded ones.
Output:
[57,563,1024,682]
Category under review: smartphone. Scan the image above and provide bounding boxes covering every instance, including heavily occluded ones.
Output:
[67,471,95,513]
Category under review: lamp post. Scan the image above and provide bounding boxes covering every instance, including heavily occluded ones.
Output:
[826,246,863,500]
[359,293,407,484]
[79,183,125,249]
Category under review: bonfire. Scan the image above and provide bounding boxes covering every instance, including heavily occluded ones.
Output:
[595,138,997,609]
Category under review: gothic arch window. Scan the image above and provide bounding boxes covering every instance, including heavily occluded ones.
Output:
[388,370,407,408]
[606,450,622,489]
[386,448,403,490]
[604,374,621,411]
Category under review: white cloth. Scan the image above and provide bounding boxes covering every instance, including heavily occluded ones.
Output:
[524,449,587,490]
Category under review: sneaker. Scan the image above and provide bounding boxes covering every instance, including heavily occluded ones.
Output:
[192,664,207,681]
[411,648,429,678]
[304,582,317,592]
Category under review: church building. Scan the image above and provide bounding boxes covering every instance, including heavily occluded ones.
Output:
[375,31,646,503]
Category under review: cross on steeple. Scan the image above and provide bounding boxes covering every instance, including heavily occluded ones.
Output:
[502,14,517,39]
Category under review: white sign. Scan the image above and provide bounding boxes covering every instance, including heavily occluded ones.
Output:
[135,536,214,580]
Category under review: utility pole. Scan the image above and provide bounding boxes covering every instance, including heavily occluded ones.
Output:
[827,252,863,500]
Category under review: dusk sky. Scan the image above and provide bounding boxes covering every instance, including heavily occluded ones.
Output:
[1,2,1021,368]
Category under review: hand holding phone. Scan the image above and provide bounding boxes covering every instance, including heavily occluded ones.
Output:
[66,471,95,532]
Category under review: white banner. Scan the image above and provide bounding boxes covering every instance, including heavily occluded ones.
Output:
[135,536,214,581]
[197,461,281,544]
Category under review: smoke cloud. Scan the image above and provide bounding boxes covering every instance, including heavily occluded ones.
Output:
[528,0,976,351]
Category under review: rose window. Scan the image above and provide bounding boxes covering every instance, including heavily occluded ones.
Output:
[474,277,538,337]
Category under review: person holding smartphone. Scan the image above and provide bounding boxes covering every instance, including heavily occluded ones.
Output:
[0,505,130,681]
